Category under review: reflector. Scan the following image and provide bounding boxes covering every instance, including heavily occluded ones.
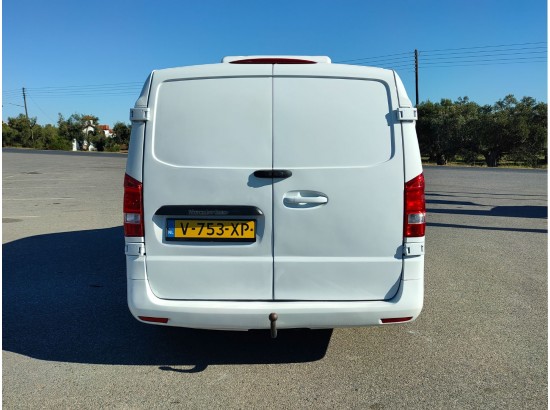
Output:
[381,317,413,324]
[138,316,169,324]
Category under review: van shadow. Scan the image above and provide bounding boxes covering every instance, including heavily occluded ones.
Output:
[428,205,547,219]
[2,227,332,370]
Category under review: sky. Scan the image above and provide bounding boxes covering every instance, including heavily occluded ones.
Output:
[2,0,548,126]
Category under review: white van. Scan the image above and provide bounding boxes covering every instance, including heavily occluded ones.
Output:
[124,56,425,336]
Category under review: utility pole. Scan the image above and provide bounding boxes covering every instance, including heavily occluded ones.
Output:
[22,87,29,119]
[414,49,419,107]
[22,87,33,141]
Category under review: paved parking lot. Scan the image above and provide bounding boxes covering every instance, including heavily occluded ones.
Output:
[3,149,547,409]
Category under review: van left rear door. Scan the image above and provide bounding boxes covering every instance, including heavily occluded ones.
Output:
[142,65,274,300]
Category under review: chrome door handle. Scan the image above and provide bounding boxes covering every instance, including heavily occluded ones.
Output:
[284,196,328,204]
[283,191,328,207]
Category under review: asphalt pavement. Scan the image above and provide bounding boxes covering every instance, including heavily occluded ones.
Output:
[2,149,547,409]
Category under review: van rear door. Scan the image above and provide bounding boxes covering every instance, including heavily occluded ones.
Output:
[142,65,274,300]
[272,65,404,300]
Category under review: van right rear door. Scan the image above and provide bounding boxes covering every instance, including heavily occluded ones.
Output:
[271,64,405,301]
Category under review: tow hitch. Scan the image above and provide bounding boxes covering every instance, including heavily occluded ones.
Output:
[269,313,278,339]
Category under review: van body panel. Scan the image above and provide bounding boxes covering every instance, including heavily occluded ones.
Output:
[272,165,404,300]
[392,71,423,182]
[271,66,404,300]
[143,65,274,300]
[125,122,146,182]
[151,77,273,168]
[126,254,423,329]
[402,120,423,182]
[126,57,425,328]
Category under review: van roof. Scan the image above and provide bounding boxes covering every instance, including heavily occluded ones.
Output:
[222,55,332,64]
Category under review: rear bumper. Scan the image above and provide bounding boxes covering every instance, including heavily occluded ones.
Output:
[127,256,424,330]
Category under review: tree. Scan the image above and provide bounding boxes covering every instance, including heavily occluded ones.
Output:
[30,124,71,150]
[58,113,84,147]
[417,98,479,165]
[3,114,36,147]
[477,95,527,167]
[2,122,19,147]
[42,124,71,150]
[416,100,441,162]
[58,113,101,149]
[112,122,131,146]
[417,95,546,167]
[508,97,547,167]
[453,97,481,165]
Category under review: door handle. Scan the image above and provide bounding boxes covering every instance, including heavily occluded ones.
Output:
[254,169,292,179]
[284,195,328,204]
[283,191,328,207]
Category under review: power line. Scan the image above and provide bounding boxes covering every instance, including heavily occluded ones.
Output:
[7,81,143,101]
[2,89,23,95]
[28,94,57,124]
[419,41,547,53]
[29,87,141,94]
[30,91,140,99]
[422,50,547,62]
[336,41,545,110]
[4,102,25,108]
[335,41,546,68]
[335,51,413,63]
[2,95,24,102]
[355,61,414,69]
[422,56,546,66]
[28,86,141,95]
[422,45,547,57]
[421,59,547,69]
[25,81,142,91]
[3,42,544,123]
[3,81,143,105]
[350,56,413,65]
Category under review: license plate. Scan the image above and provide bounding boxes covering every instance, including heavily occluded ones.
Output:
[166,219,256,242]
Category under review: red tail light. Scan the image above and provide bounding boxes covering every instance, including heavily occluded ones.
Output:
[124,173,144,237]
[230,58,317,64]
[404,173,426,237]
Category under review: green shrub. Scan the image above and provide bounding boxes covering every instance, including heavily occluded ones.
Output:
[105,143,121,152]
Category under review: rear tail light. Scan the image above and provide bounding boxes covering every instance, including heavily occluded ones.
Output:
[124,173,144,237]
[404,173,426,237]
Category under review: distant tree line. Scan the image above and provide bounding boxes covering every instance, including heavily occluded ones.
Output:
[2,113,131,152]
[2,95,547,167]
[417,95,547,167]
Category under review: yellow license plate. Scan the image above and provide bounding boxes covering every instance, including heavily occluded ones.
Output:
[166,219,256,242]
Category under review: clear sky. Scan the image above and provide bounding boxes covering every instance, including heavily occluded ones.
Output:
[2,0,547,126]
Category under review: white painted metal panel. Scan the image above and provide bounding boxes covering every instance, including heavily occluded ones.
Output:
[272,66,404,300]
[126,60,425,329]
[143,66,274,300]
